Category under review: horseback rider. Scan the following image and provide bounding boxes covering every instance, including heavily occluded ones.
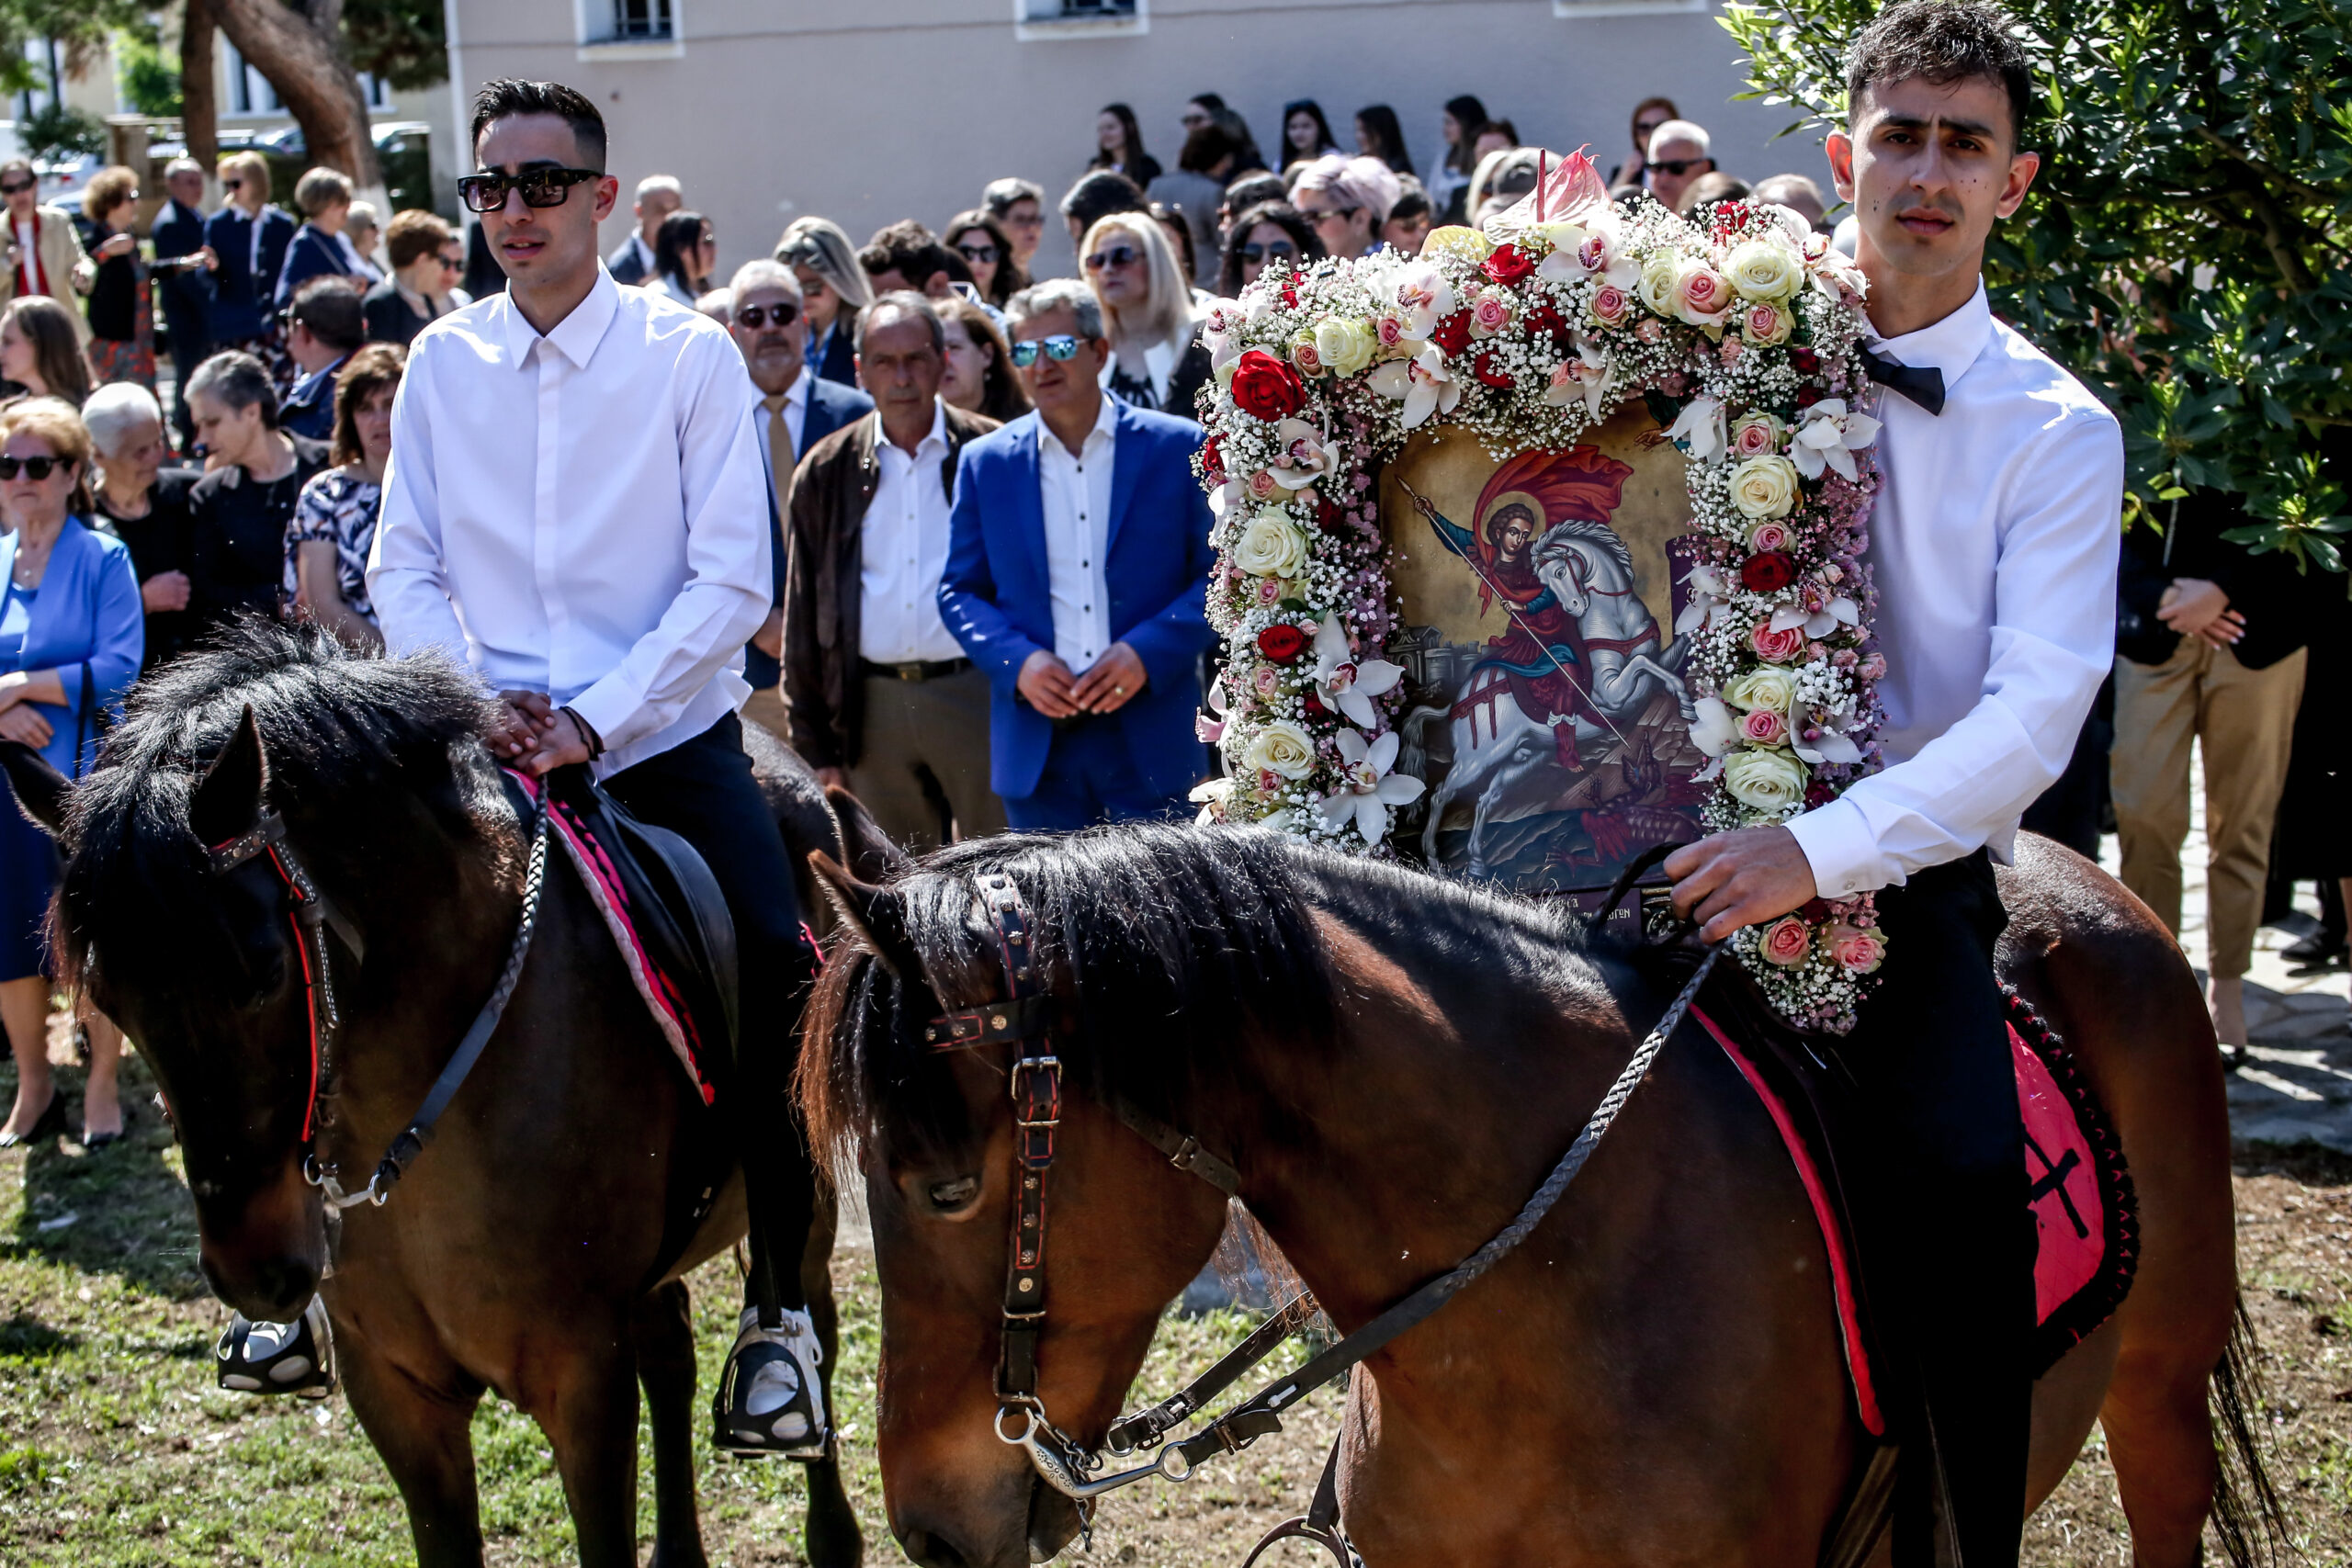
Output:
[1663,5,2122,1563]
[354,78,823,1458]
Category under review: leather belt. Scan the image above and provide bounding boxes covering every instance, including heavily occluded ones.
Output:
[860,657,972,682]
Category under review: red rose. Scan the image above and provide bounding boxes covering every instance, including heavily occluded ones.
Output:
[1521,300,1572,348]
[1790,346,1821,374]
[1430,309,1473,356]
[1231,349,1306,421]
[1740,551,1797,592]
[1201,434,1227,486]
[1473,351,1515,389]
[1257,624,1308,663]
[1482,244,1535,286]
[1280,284,1299,309]
[1795,383,1823,408]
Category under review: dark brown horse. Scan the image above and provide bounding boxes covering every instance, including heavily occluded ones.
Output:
[0,625,867,1568]
[802,823,2279,1568]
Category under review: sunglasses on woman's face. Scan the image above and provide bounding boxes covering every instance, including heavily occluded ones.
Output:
[735,302,799,330]
[0,455,64,480]
[0,179,34,197]
[456,166,602,214]
[1650,158,1708,177]
[956,243,998,266]
[1082,244,1140,274]
[1009,334,1082,368]
[1239,242,1297,263]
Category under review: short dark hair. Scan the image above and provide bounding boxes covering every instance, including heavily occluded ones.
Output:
[289,276,366,353]
[330,343,404,468]
[1178,122,1244,177]
[1217,201,1325,299]
[854,290,947,356]
[1846,0,2034,143]
[858,220,962,292]
[1058,169,1147,231]
[469,78,607,169]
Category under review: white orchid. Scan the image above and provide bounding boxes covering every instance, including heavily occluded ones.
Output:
[1389,264,1456,340]
[1790,399,1882,482]
[1309,615,1405,728]
[1315,729,1425,845]
[1266,418,1340,491]
[1200,299,1246,370]
[1690,694,1742,758]
[1543,335,1614,422]
[1664,394,1726,462]
[1792,718,1864,767]
[1195,677,1231,745]
[1769,594,1863,640]
[1189,776,1235,825]
[1532,215,1639,288]
[1674,562,1732,636]
[1368,346,1462,430]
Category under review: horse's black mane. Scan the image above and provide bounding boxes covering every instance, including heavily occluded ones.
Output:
[804,821,1626,1161]
[55,619,502,984]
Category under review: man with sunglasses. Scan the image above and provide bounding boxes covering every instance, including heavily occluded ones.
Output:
[371,79,832,1460]
[0,158,89,344]
[938,278,1216,830]
[1642,119,1717,214]
[724,257,871,744]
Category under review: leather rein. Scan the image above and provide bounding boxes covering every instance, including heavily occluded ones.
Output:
[203,785,550,1213]
[920,870,1724,1547]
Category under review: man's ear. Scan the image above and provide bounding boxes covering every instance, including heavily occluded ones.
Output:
[592,175,620,225]
[1996,150,2041,219]
[1825,131,1857,203]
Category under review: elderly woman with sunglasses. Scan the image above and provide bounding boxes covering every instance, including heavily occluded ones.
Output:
[1078,212,1211,423]
[1216,201,1324,299]
[0,396,141,1151]
[362,209,464,346]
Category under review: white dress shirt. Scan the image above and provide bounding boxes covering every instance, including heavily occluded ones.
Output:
[1787,281,2123,897]
[369,265,772,778]
[858,401,967,665]
[1036,395,1117,671]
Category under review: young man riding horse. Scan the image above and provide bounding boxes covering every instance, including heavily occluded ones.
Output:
[354,79,829,1458]
[1663,4,2123,1561]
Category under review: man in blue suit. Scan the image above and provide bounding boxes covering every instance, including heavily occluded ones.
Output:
[151,159,218,450]
[939,277,1216,829]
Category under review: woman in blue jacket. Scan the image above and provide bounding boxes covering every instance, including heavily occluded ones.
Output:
[0,398,142,1150]
[273,166,357,310]
[202,150,297,363]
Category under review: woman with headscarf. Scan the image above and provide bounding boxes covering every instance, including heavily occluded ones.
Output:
[1079,210,1209,421]
[775,216,872,388]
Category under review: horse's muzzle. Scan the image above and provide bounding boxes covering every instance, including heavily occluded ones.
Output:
[195,1159,325,1320]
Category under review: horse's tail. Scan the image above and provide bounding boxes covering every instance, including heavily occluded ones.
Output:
[2207,1291,2293,1568]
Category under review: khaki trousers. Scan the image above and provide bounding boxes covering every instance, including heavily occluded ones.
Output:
[2110,639,2307,978]
[850,666,1006,852]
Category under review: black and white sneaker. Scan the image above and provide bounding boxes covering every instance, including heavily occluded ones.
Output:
[713,1305,827,1459]
[216,1294,336,1398]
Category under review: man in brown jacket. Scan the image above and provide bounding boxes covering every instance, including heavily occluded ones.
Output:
[784,292,1005,848]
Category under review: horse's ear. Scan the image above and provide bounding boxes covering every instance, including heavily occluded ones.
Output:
[825,783,910,886]
[189,705,270,849]
[808,850,923,979]
[0,740,70,834]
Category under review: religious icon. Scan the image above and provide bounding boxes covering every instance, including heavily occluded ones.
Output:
[1381,407,1710,894]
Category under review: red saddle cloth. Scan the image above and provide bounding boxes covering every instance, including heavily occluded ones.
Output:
[1692,991,2140,1438]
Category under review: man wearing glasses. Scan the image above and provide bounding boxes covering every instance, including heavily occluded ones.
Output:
[1642,119,1718,213]
[369,79,831,1459]
[937,277,1216,830]
[0,158,90,344]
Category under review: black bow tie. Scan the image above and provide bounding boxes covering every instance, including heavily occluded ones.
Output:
[1860,345,1946,416]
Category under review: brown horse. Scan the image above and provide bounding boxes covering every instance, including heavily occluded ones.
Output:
[801,823,2280,1568]
[0,625,866,1568]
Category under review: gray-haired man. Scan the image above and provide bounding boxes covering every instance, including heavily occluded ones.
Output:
[606,172,680,285]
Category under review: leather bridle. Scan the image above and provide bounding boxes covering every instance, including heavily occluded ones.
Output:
[203,783,550,1213]
[917,868,1724,1554]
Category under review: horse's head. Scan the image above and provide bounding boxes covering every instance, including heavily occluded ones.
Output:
[1532,533,1592,616]
[802,829,1328,1568]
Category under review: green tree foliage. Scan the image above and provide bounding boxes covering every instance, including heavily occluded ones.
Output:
[18,100,103,162]
[1727,0,2352,571]
[343,0,447,93]
[113,23,181,117]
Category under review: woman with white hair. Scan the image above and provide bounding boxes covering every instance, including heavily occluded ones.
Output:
[1290,153,1403,260]
[1079,210,1209,421]
[84,382,201,671]
[775,216,873,388]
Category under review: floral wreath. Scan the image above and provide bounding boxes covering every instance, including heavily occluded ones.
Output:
[1187,152,1893,1031]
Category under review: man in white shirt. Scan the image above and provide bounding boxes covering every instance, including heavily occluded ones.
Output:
[1666,6,2123,1562]
[369,80,830,1460]
[605,173,679,286]
[782,293,1003,848]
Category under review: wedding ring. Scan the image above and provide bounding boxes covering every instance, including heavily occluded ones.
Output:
[1114,685,1125,695]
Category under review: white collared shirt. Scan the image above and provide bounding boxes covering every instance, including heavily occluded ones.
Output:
[1786,281,2123,897]
[1036,395,1117,671]
[369,265,772,778]
[857,401,966,665]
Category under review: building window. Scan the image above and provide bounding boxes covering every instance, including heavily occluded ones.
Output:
[1016,0,1147,40]
[358,72,390,110]
[579,0,684,57]
[611,0,673,39]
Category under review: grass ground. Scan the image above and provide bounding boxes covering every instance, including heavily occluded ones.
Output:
[3,1038,2346,1566]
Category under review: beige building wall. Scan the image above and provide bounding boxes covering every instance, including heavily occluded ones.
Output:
[447,0,1826,281]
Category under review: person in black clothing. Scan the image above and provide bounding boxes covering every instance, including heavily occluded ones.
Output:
[1353,104,1416,175]
[277,277,366,442]
[151,159,220,449]
[84,381,200,671]
[1087,103,1161,187]
[74,165,171,393]
[362,209,460,345]
[183,351,330,642]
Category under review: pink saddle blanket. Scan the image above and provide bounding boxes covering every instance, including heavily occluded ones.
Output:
[1692,990,2140,1438]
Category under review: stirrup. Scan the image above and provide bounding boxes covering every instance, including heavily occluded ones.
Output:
[215,1295,336,1398]
[712,1306,828,1460]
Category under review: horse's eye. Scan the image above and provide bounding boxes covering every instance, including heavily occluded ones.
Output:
[927,1176,980,1212]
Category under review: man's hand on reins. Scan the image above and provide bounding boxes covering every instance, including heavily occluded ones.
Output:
[489,690,553,760]
[1665,827,1820,943]
[518,710,595,776]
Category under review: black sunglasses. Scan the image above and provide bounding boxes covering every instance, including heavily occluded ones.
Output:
[1082,244,1140,273]
[1650,158,1709,177]
[0,179,33,197]
[955,243,999,265]
[1009,334,1082,367]
[736,302,799,330]
[0,455,66,480]
[457,166,602,214]
[1239,242,1297,263]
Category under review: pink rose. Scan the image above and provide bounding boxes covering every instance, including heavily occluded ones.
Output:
[1256,577,1283,604]
[1740,707,1787,744]
[1760,916,1813,967]
[1831,648,1858,669]
[1247,469,1281,501]
[1751,623,1807,663]
[1589,285,1631,327]
[1470,292,1513,336]
[1733,423,1778,458]
[1747,520,1792,552]
[1290,337,1325,376]
[1375,314,1409,348]
[1679,266,1730,319]
[1826,924,1886,975]
[1258,768,1281,793]
[1747,303,1783,341]
[1635,318,1665,344]
[1720,335,1746,365]
[1252,665,1281,696]
[1860,652,1888,681]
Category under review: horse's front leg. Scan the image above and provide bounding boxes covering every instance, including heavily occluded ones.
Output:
[798,1182,864,1568]
[533,1310,647,1568]
[632,1280,709,1568]
[334,1319,490,1568]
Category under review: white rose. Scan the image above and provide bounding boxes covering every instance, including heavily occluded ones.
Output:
[1728,455,1802,521]
[1724,236,1804,304]
[1232,510,1311,577]
[1314,315,1378,378]
[1722,747,1810,814]
[1723,668,1798,713]
[1637,248,1682,318]
[1243,720,1319,780]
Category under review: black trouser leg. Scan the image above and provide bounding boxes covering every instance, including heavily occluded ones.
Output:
[605,715,820,1327]
[1831,852,2032,1568]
